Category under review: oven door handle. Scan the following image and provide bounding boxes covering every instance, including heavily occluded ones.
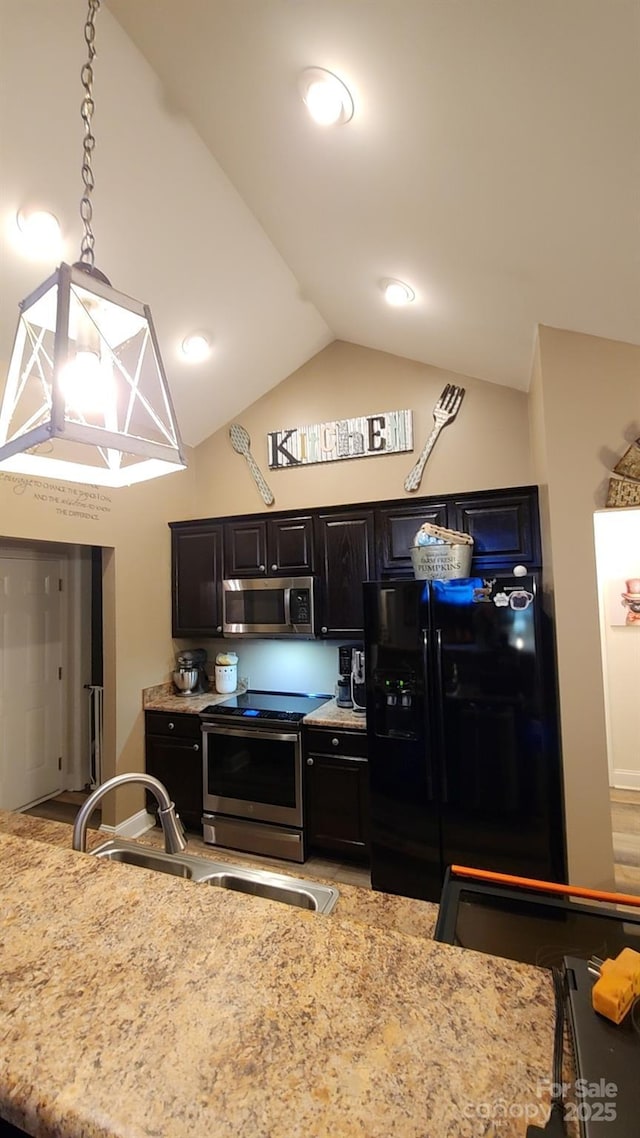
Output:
[202,723,299,744]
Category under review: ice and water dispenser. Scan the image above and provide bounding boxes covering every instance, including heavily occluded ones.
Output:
[371,667,420,739]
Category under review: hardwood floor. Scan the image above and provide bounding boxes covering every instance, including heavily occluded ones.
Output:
[22,788,640,895]
[611,786,640,895]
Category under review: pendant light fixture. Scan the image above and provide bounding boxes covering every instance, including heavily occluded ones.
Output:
[0,0,186,487]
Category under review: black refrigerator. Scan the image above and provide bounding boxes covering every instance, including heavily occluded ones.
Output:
[363,575,567,903]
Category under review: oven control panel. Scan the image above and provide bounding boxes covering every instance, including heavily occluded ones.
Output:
[202,705,304,723]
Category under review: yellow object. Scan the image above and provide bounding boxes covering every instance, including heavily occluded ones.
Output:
[591,947,640,1024]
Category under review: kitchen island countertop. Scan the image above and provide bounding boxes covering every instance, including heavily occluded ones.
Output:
[0,817,560,1138]
[0,810,437,941]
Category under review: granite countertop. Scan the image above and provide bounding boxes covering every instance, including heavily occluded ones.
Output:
[0,811,438,941]
[142,680,248,714]
[142,686,367,730]
[302,697,367,731]
[0,821,560,1138]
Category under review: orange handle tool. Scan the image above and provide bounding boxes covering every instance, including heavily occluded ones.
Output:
[451,865,640,909]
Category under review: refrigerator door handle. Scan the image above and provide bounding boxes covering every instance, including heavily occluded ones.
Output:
[421,629,434,800]
[433,628,449,803]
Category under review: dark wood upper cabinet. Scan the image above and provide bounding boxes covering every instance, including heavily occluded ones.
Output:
[449,491,538,568]
[171,524,223,637]
[170,486,541,639]
[224,515,314,577]
[315,510,375,636]
[266,515,314,574]
[224,519,268,578]
[376,501,448,577]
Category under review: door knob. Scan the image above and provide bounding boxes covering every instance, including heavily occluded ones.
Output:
[271,564,278,571]
[306,757,314,766]
[332,737,339,747]
[321,626,328,634]
[168,722,175,731]
[193,744,199,751]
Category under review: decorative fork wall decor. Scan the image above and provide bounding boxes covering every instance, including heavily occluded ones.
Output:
[404,384,465,493]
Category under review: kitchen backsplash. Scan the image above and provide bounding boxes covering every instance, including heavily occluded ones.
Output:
[176,638,345,696]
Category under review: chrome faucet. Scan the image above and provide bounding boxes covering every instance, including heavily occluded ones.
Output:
[72,772,188,855]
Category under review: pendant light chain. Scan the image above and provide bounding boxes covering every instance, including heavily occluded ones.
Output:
[79,0,101,269]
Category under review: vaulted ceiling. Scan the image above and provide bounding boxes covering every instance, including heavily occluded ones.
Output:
[1,0,639,448]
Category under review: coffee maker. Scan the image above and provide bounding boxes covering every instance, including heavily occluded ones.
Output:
[337,643,361,708]
[173,648,209,695]
[350,648,366,714]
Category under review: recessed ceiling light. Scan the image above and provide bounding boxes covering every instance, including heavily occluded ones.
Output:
[381,279,416,307]
[15,207,62,259]
[299,68,354,125]
[181,332,211,362]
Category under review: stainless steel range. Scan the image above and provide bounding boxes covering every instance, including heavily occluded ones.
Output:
[201,690,329,862]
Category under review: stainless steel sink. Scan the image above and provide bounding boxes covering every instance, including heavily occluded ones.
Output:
[93,846,194,878]
[89,840,339,914]
[201,870,321,910]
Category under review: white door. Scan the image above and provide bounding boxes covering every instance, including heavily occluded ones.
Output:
[0,557,64,809]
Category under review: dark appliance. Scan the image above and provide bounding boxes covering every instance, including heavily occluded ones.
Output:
[363,575,566,903]
[222,576,315,638]
[174,647,209,694]
[336,642,362,708]
[201,689,330,862]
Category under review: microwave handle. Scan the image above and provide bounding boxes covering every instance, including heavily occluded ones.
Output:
[284,587,292,627]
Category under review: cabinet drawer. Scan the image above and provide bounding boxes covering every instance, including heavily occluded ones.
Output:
[304,727,367,759]
[145,711,202,740]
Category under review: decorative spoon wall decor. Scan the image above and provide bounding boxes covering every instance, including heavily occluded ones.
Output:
[229,423,275,506]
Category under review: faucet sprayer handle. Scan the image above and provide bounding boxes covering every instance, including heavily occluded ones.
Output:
[157,802,187,854]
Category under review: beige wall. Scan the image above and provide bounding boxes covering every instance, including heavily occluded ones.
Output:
[194,341,532,517]
[531,325,640,889]
[0,460,195,824]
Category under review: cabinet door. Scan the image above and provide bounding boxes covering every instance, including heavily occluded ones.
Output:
[376,501,448,577]
[305,753,369,859]
[449,492,539,568]
[315,511,375,636]
[145,733,203,832]
[267,515,314,574]
[171,525,223,637]
[224,520,268,578]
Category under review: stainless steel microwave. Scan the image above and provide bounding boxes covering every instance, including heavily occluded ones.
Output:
[222,576,315,638]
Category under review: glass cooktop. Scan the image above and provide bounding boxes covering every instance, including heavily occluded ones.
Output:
[201,690,330,723]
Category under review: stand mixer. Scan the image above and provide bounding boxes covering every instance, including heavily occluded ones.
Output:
[173,648,209,695]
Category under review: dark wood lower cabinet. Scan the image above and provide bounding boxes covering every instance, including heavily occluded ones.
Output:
[145,711,203,832]
[304,727,369,860]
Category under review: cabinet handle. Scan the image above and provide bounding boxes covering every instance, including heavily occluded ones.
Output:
[332,737,339,747]
[193,743,200,752]
[306,757,314,766]
[168,722,175,731]
[271,564,278,571]
[259,564,265,571]
[216,625,222,633]
[321,626,328,634]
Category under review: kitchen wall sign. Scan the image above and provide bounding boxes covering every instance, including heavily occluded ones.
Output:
[267,409,413,469]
